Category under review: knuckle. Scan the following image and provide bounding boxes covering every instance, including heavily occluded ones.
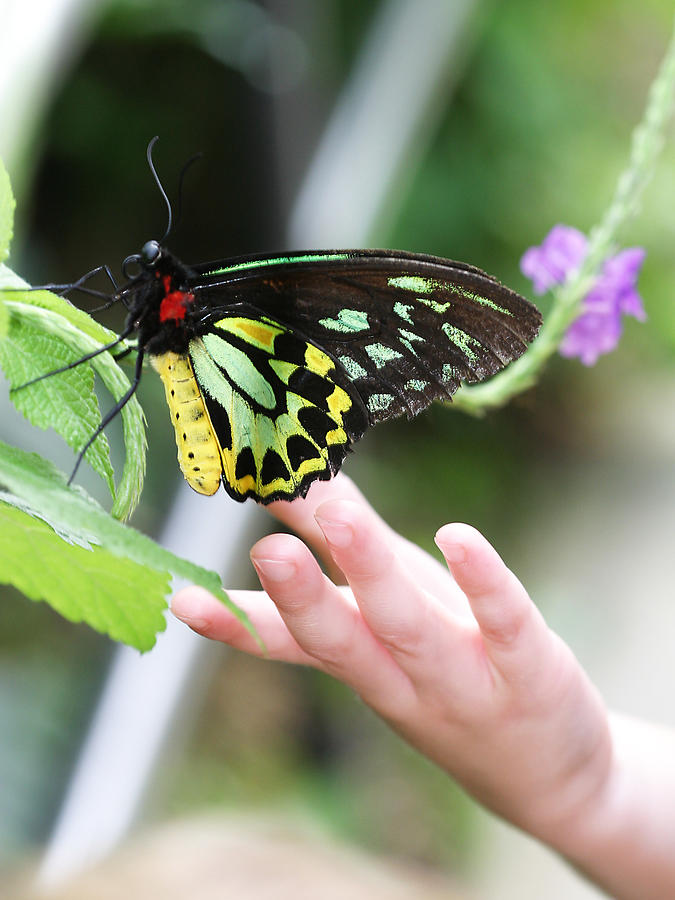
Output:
[481,598,530,649]
[348,545,397,584]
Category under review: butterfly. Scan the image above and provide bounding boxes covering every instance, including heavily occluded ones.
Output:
[15,143,542,504]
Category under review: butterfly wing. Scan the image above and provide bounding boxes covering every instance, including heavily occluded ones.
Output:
[189,249,542,424]
[186,307,368,503]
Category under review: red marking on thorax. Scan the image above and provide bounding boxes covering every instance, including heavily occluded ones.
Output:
[159,274,195,323]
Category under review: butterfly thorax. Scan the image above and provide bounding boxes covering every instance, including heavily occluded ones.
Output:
[122,247,202,356]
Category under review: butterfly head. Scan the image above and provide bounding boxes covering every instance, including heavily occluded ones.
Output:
[121,239,163,280]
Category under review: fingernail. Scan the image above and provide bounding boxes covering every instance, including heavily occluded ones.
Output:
[251,556,296,582]
[314,513,353,549]
[173,612,209,630]
[435,534,466,564]
[171,601,209,631]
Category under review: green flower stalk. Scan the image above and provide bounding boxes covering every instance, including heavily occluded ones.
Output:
[453,16,675,415]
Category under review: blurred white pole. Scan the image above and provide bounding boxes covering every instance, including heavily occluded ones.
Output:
[0,0,103,186]
[36,486,262,889]
[288,0,478,248]
[35,0,479,889]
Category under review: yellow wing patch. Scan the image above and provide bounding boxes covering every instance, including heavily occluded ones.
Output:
[150,352,223,496]
[304,343,334,377]
[214,316,281,352]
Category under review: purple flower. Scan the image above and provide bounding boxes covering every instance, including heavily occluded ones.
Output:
[520,225,646,366]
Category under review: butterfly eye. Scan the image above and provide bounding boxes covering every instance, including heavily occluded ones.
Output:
[141,240,161,264]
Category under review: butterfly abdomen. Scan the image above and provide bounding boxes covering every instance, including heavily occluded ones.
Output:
[150,351,223,495]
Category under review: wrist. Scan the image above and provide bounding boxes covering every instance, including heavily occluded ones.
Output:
[542,713,675,900]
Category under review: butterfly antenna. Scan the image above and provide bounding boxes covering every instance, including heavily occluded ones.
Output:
[174,151,203,232]
[146,136,173,243]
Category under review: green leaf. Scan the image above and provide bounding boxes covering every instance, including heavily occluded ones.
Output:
[0,317,115,495]
[0,295,9,339]
[0,502,169,651]
[0,157,14,265]
[0,270,146,519]
[0,490,99,549]
[0,159,14,338]
[0,441,259,651]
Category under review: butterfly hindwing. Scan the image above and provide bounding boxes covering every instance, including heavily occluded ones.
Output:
[185,308,368,503]
[190,249,542,425]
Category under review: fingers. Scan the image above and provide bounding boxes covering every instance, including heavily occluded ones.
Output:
[268,474,458,603]
[312,498,470,683]
[247,532,413,705]
[174,494,549,712]
[174,531,414,709]
[435,523,550,680]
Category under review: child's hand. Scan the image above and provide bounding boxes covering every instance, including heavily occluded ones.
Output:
[172,474,675,899]
[172,474,610,839]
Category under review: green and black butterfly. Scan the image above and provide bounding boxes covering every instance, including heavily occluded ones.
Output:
[19,145,542,504]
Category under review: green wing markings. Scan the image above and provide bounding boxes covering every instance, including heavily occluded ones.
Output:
[389,274,514,316]
[338,355,368,380]
[364,343,404,369]
[404,379,428,392]
[201,331,276,409]
[393,301,414,323]
[388,275,439,294]
[417,296,452,314]
[397,328,425,358]
[367,393,395,414]
[205,252,351,278]
[450,286,514,315]
[319,309,370,333]
[269,358,299,386]
[442,323,481,363]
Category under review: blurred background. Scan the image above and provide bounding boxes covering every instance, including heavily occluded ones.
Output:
[0,1,674,898]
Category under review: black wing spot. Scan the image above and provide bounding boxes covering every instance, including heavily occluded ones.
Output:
[188,451,195,459]
[274,330,310,366]
[289,368,334,408]
[235,446,257,482]
[202,393,233,450]
[286,434,321,470]
[261,449,290,485]
[328,443,348,471]
[297,406,333,445]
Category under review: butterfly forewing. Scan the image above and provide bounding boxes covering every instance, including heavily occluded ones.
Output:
[190,250,542,425]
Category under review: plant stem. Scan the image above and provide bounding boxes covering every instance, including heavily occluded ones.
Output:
[453,15,675,415]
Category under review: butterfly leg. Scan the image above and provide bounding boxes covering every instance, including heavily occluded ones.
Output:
[111,345,134,362]
[11,322,136,392]
[34,263,118,296]
[1,264,120,304]
[68,346,145,486]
